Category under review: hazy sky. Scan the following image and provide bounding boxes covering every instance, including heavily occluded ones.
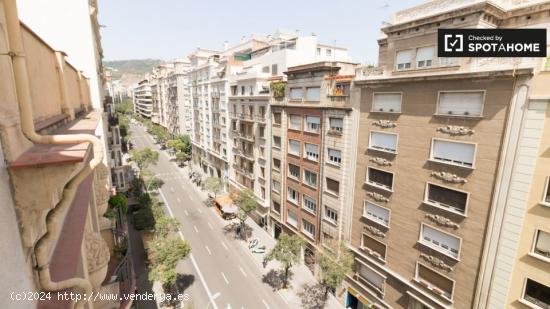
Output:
[98,0,426,64]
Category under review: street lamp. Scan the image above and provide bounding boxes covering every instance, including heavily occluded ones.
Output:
[205,292,221,309]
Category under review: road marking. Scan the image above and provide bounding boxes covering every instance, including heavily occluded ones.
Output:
[205,246,212,255]
[261,299,270,309]
[221,241,228,251]
[221,272,229,284]
[239,266,247,278]
[197,208,203,214]
[157,189,218,309]
[208,222,214,230]
[170,186,175,193]
[189,195,194,201]
[193,225,199,233]
[177,197,181,203]
[184,209,189,216]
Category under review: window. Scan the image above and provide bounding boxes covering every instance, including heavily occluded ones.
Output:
[271,64,278,76]
[304,143,319,161]
[408,297,432,309]
[272,180,281,193]
[259,146,265,158]
[303,195,317,213]
[357,263,385,293]
[431,139,475,168]
[303,170,318,188]
[289,114,302,130]
[420,224,461,259]
[544,177,550,204]
[437,91,484,116]
[416,46,434,68]
[361,234,386,260]
[363,201,390,227]
[302,220,315,238]
[290,88,303,100]
[305,116,321,133]
[522,278,550,309]
[260,186,265,199]
[316,47,321,55]
[425,183,468,215]
[306,87,321,101]
[366,168,394,191]
[273,112,281,125]
[260,167,265,178]
[324,207,338,224]
[416,264,454,300]
[262,66,269,73]
[533,230,550,260]
[372,93,402,113]
[329,117,343,133]
[273,201,281,213]
[287,210,298,227]
[288,164,300,180]
[328,149,342,165]
[396,50,412,70]
[287,187,299,204]
[369,132,398,153]
[259,126,265,138]
[326,49,332,57]
[288,139,300,156]
[273,158,281,171]
[273,136,281,149]
[326,178,340,196]
[241,86,245,95]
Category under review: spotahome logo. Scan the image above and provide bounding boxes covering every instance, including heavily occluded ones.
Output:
[438,29,546,57]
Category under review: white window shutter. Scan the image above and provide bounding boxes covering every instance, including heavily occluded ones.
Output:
[373,93,402,112]
[433,140,475,165]
[396,50,412,65]
[416,46,434,62]
[438,92,484,116]
[370,132,397,151]
[537,231,550,252]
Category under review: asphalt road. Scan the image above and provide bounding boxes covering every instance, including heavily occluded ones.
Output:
[129,123,290,309]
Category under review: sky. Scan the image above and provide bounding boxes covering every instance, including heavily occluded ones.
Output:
[98,0,426,65]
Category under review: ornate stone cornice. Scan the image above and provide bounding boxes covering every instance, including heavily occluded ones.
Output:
[366,192,389,203]
[85,232,110,272]
[370,157,392,166]
[425,214,460,229]
[364,225,385,238]
[437,125,474,136]
[372,120,396,128]
[420,253,453,272]
[430,171,467,184]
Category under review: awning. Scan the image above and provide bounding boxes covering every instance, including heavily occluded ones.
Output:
[215,195,233,207]
[221,204,239,214]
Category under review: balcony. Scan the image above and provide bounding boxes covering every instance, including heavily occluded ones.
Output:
[255,114,266,123]
[239,113,254,122]
[238,132,255,142]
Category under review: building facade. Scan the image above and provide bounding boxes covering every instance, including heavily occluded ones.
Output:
[133,78,153,118]
[343,1,550,309]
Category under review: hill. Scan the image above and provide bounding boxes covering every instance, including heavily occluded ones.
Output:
[104,59,164,87]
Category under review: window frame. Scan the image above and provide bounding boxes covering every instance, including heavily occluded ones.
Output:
[305,87,321,102]
[371,92,403,114]
[368,131,399,154]
[414,262,456,301]
[429,138,477,169]
[361,233,387,262]
[325,177,340,197]
[328,117,344,134]
[289,87,303,101]
[540,176,550,207]
[302,194,317,214]
[304,143,319,162]
[356,259,386,294]
[415,45,435,69]
[530,228,550,263]
[288,163,300,181]
[324,206,338,225]
[435,90,486,118]
[288,114,302,131]
[520,277,550,309]
[423,182,470,217]
[287,209,298,228]
[303,169,318,189]
[304,115,321,134]
[327,148,342,166]
[418,223,462,261]
[287,186,299,205]
[365,167,395,192]
[272,179,281,193]
[288,139,301,156]
[273,135,281,149]
[363,200,391,228]
[395,49,413,71]
[273,158,281,171]
[302,219,315,239]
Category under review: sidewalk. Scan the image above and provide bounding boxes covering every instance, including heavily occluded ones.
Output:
[175,162,343,309]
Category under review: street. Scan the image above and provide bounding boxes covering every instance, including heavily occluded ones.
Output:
[129,123,291,309]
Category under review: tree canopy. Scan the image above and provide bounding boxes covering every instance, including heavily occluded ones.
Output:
[130,147,159,171]
[203,177,223,197]
[266,233,304,288]
[235,189,257,240]
[318,246,354,298]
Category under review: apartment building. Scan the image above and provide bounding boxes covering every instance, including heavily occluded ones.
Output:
[174,58,193,135]
[0,0,133,308]
[133,78,153,118]
[150,63,175,128]
[343,1,550,309]
[269,61,359,271]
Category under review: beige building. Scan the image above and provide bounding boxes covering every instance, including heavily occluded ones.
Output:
[343,1,550,309]
[0,1,133,308]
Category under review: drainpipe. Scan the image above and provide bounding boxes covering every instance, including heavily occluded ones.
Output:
[3,1,103,308]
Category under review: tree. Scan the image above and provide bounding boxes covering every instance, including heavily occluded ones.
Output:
[235,189,257,240]
[203,177,223,198]
[175,152,188,166]
[148,236,191,288]
[178,134,192,156]
[115,99,133,115]
[130,148,159,172]
[155,216,180,239]
[105,193,128,219]
[146,177,164,192]
[266,233,304,288]
[318,246,354,299]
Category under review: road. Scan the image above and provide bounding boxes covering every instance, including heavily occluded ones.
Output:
[129,123,290,309]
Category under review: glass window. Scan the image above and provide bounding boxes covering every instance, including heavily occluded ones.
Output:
[369,132,398,153]
[303,195,317,213]
[432,139,475,167]
[523,278,550,308]
[288,139,300,156]
[273,136,281,148]
[316,47,321,55]
[302,220,315,238]
[533,230,550,259]
[287,187,299,204]
[326,178,340,196]
[289,114,301,130]
[324,207,338,223]
[358,263,385,292]
[438,91,484,116]
[271,64,278,76]
[273,201,281,213]
[416,46,434,68]
[328,148,342,165]
[304,143,319,161]
[287,210,298,227]
[416,264,454,300]
[373,93,402,113]
[363,201,390,227]
[306,87,321,101]
[305,116,321,133]
[326,49,332,57]
[329,117,343,133]
[366,168,394,191]
[361,234,386,260]
[288,164,300,180]
[290,87,303,100]
[273,158,281,171]
[303,170,317,188]
[272,180,281,193]
[426,183,468,214]
[421,224,460,259]
[396,50,412,70]
[273,112,281,125]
